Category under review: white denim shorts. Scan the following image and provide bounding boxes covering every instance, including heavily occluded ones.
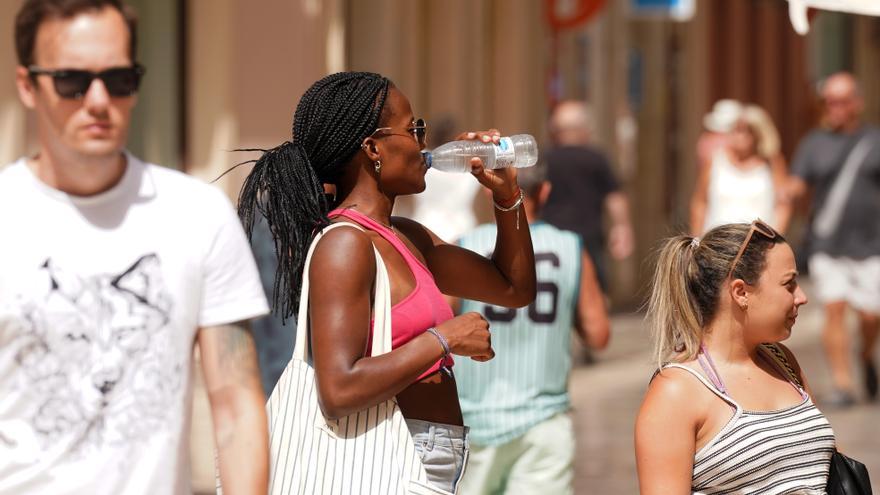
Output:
[460,412,575,495]
[809,254,880,313]
[406,418,469,493]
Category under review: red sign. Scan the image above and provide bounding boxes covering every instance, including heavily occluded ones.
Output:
[545,0,606,31]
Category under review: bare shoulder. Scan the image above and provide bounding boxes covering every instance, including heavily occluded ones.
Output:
[315,221,372,247]
[647,364,707,402]
[640,363,711,423]
[636,365,703,494]
[310,223,376,274]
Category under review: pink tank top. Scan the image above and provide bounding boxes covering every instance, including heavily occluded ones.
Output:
[329,208,455,379]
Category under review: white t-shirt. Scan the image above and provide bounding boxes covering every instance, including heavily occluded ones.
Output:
[0,153,269,494]
[396,169,480,242]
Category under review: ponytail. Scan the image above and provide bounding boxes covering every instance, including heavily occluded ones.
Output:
[646,236,703,367]
[237,141,328,319]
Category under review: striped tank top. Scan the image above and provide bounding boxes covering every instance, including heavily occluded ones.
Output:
[663,345,835,494]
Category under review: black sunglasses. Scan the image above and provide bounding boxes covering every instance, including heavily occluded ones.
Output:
[28,64,146,99]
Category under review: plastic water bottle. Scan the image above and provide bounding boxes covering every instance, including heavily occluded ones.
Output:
[425,134,539,173]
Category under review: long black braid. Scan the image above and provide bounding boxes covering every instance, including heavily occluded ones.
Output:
[237,71,391,319]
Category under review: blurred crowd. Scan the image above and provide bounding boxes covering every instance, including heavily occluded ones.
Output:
[690,73,879,408]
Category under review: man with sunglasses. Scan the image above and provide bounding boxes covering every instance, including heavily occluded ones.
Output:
[789,72,880,408]
[0,1,269,494]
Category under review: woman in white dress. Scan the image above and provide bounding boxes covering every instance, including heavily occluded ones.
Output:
[690,105,792,235]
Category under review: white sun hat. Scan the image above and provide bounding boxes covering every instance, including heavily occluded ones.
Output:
[703,99,743,133]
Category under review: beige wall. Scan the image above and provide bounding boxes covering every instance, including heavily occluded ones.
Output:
[854,16,880,124]
[3,0,878,308]
[185,0,237,187]
[347,0,546,141]
[127,0,182,169]
[0,0,27,166]
[186,0,344,197]
[313,0,550,232]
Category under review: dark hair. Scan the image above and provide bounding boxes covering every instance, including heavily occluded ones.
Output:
[517,160,547,197]
[646,222,785,365]
[15,0,138,68]
[237,71,391,319]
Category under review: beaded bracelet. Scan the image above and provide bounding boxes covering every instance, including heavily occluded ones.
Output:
[493,188,525,229]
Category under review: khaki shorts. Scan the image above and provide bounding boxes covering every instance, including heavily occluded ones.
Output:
[459,412,575,495]
[809,254,880,314]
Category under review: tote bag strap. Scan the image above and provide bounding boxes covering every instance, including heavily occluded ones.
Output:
[813,133,874,239]
[293,222,394,362]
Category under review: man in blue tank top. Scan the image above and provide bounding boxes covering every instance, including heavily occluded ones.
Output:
[454,162,611,494]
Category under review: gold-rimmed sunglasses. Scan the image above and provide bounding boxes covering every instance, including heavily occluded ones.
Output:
[370,118,428,147]
[726,219,779,281]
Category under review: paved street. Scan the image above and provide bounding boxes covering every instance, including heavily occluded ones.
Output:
[571,280,880,494]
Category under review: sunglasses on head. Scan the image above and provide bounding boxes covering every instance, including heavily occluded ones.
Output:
[28,64,146,99]
[371,118,428,147]
[726,219,779,281]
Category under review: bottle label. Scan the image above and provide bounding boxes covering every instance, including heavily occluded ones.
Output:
[493,137,516,168]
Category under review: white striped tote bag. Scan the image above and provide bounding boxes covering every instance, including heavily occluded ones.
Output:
[264,222,451,495]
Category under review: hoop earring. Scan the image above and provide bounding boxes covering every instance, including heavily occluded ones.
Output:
[374,159,382,173]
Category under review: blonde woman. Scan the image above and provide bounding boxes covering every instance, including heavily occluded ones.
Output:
[635,221,836,494]
[691,105,792,235]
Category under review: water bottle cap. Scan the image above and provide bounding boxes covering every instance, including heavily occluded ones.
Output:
[421,150,433,169]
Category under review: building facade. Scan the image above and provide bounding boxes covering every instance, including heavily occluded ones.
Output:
[2,0,879,308]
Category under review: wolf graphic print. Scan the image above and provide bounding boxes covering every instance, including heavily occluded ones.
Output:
[9,254,181,454]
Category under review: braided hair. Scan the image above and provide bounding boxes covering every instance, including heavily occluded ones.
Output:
[237,71,391,319]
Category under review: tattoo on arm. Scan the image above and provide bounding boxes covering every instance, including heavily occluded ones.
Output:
[200,321,267,462]
[206,320,261,384]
